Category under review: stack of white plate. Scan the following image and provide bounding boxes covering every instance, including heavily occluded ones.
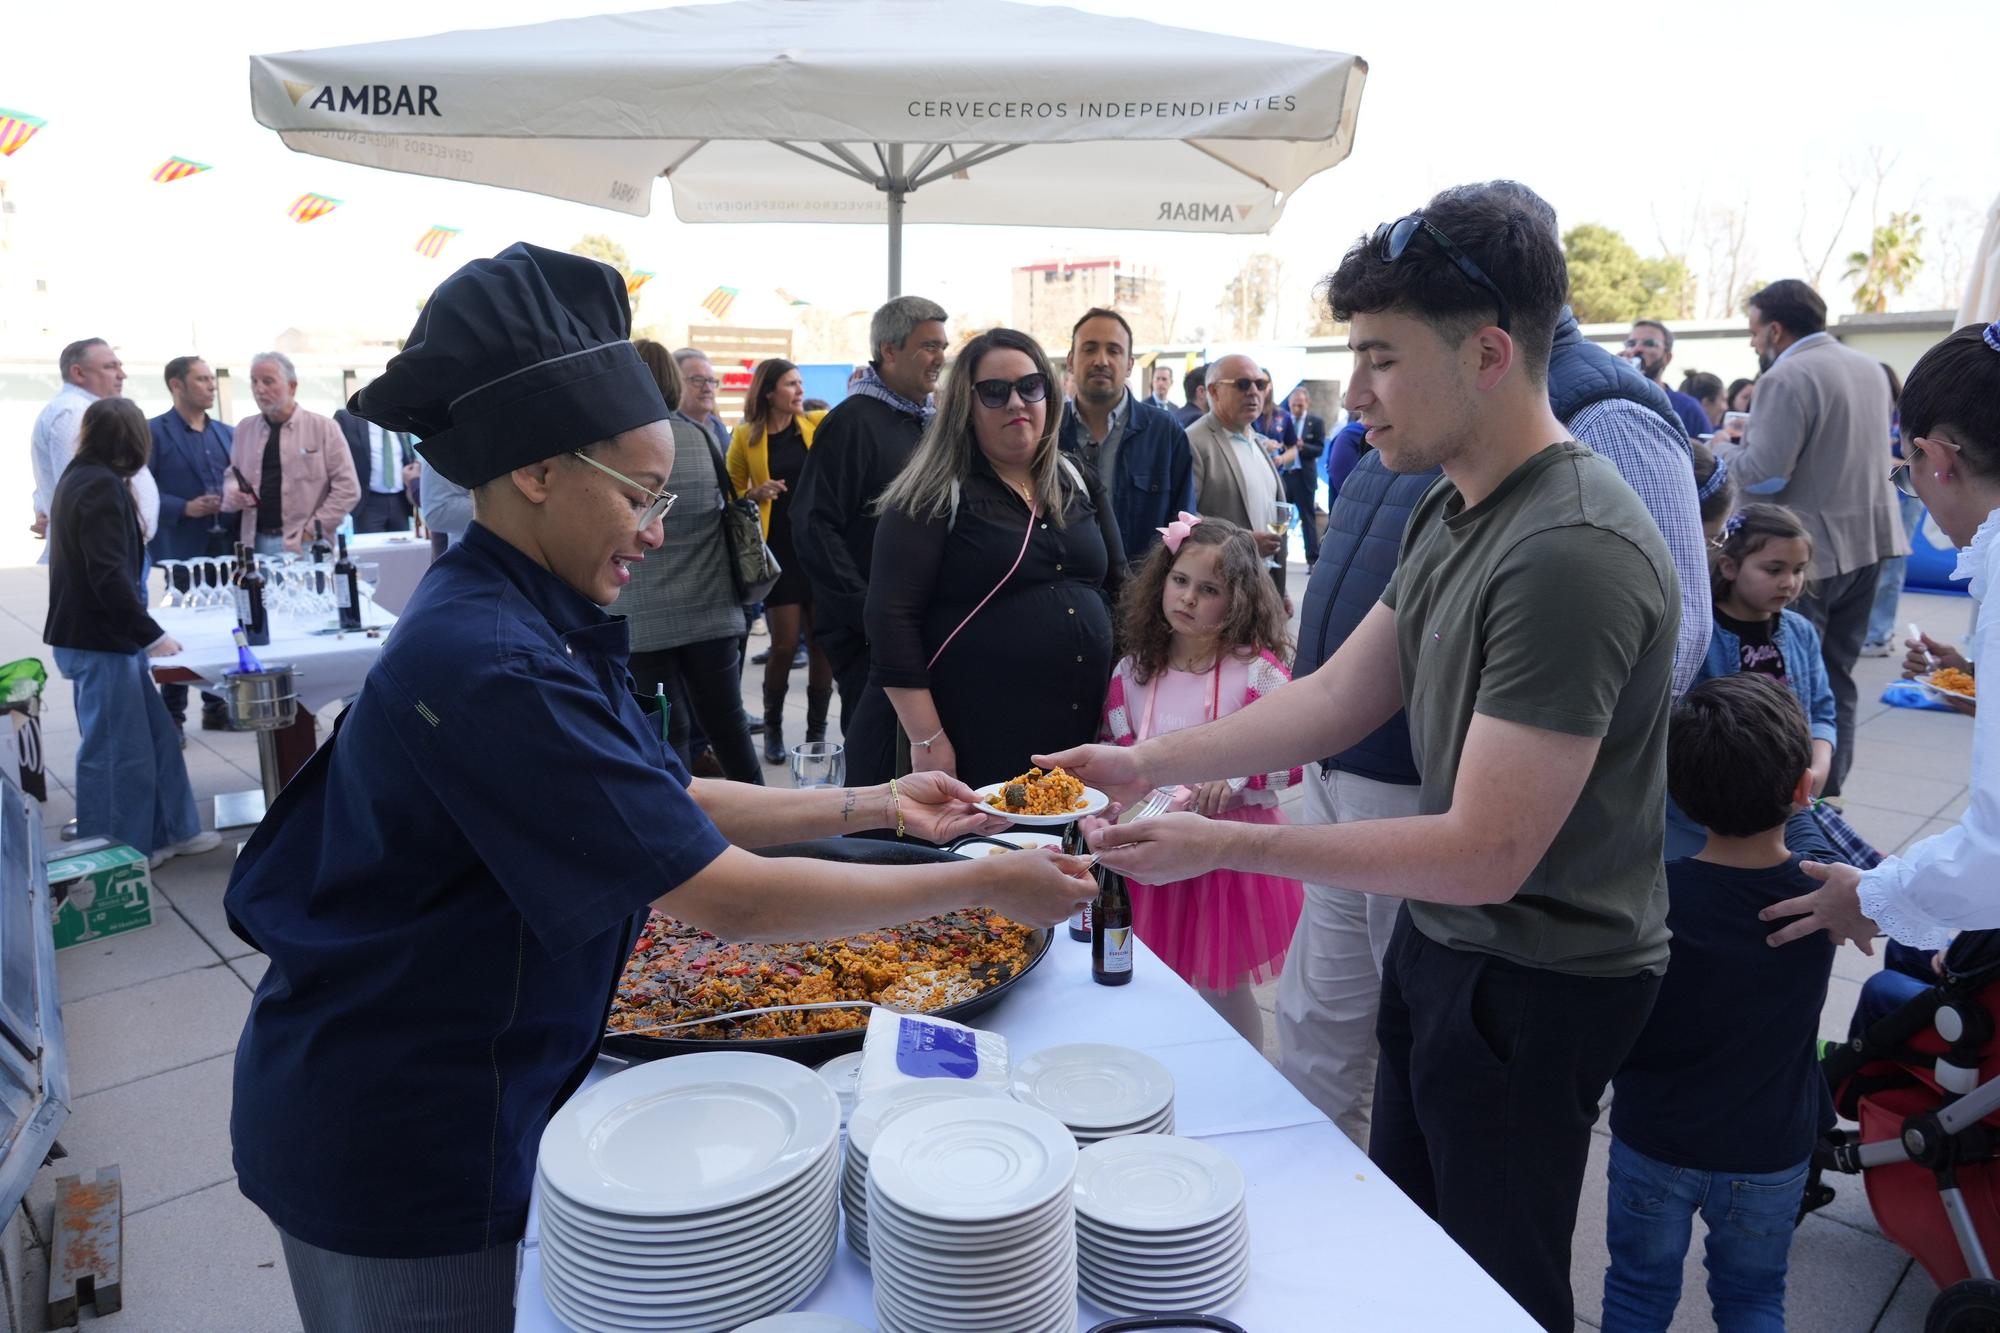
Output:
[866,1099,1080,1333]
[535,1051,840,1332]
[1073,1135,1250,1316]
[815,1051,864,1131]
[1010,1043,1176,1145]
[841,1079,1003,1264]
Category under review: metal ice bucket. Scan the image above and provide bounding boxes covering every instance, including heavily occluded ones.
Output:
[220,665,301,734]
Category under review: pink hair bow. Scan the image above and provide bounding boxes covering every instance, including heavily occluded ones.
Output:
[1156,511,1203,554]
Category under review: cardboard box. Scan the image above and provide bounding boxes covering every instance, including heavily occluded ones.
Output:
[46,845,154,951]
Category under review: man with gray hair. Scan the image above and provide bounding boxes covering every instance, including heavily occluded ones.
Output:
[222,351,360,554]
[1185,352,1289,588]
[30,337,158,559]
[790,294,949,741]
[671,348,730,451]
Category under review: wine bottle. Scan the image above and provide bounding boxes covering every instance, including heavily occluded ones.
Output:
[231,545,252,623]
[238,550,270,647]
[1061,821,1093,941]
[334,532,362,630]
[1090,870,1133,986]
[232,626,265,675]
[309,519,333,595]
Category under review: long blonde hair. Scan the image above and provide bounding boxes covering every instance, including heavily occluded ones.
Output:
[875,328,1076,526]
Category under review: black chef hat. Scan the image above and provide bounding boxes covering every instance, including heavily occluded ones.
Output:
[351,241,667,488]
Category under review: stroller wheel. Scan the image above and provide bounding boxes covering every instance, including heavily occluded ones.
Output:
[1928,1278,2000,1333]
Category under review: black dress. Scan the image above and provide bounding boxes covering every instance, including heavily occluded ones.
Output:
[763,423,812,608]
[848,455,1127,789]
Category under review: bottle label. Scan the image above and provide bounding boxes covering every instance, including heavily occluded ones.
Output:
[894,1019,979,1079]
[234,588,251,623]
[335,577,353,610]
[1102,927,1133,974]
[1069,905,1091,933]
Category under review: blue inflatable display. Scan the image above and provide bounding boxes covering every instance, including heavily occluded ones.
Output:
[1905,502,1969,595]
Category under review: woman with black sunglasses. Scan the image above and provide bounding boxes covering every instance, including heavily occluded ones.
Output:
[844,327,1127,790]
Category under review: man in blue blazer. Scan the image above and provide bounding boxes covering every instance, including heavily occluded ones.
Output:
[147,355,235,734]
[334,407,419,532]
[1059,308,1195,563]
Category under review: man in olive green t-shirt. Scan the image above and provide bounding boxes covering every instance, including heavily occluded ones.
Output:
[1044,181,1679,1332]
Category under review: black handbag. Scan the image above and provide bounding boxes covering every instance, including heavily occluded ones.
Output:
[699,427,782,605]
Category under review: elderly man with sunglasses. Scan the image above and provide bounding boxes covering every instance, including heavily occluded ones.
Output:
[1186,355,1290,590]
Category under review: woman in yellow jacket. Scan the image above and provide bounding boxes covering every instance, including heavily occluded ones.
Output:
[727,358,832,764]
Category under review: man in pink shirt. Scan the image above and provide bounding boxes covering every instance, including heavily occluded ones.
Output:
[222,351,360,553]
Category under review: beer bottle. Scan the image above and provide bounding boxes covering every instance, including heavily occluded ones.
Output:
[1061,821,1092,942]
[237,548,270,647]
[1091,869,1133,986]
[334,533,363,631]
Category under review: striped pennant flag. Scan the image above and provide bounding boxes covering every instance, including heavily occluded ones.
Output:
[699,285,738,320]
[0,108,46,158]
[287,192,343,224]
[625,269,655,297]
[151,156,213,184]
[414,225,460,259]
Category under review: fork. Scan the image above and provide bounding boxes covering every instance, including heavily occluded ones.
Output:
[1075,787,1177,870]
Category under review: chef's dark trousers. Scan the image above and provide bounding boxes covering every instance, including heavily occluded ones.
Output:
[1369,908,1660,1332]
[629,637,764,784]
[1793,561,1881,799]
[279,1230,515,1333]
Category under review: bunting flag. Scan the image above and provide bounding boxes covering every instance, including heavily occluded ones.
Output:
[151,156,212,183]
[625,269,655,297]
[0,109,46,158]
[700,285,738,320]
[776,287,810,307]
[414,224,460,258]
[287,192,343,224]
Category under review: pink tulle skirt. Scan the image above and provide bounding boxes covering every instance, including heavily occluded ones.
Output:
[1127,803,1305,992]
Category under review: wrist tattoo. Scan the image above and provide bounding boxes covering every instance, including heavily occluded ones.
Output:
[841,788,856,824]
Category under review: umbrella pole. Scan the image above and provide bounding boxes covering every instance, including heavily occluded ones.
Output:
[885,142,906,299]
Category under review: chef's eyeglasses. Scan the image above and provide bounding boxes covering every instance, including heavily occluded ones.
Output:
[570,450,677,526]
[1372,215,1514,334]
[973,373,1049,409]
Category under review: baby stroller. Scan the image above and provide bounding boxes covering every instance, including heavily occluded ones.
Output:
[1811,931,2000,1331]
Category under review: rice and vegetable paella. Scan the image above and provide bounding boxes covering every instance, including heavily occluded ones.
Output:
[985,766,1088,816]
[608,909,1039,1040]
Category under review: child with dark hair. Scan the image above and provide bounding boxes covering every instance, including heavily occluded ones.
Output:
[1764,321,2000,951]
[1603,673,1836,1332]
[1098,514,1301,1045]
[1689,440,1734,546]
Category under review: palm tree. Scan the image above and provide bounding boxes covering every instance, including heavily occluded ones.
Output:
[1845,211,1927,314]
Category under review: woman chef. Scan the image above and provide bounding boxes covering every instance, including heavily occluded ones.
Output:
[224,243,1093,1331]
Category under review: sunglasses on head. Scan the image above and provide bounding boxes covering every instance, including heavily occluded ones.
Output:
[972,373,1049,409]
[1371,215,1514,334]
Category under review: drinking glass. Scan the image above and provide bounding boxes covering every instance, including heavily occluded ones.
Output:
[204,486,226,535]
[357,563,381,620]
[789,741,845,789]
[1266,501,1298,569]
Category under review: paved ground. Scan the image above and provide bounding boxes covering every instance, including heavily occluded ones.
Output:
[0,559,1979,1331]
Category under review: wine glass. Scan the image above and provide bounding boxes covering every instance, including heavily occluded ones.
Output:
[357,563,381,619]
[161,561,186,609]
[1266,501,1298,569]
[204,485,227,535]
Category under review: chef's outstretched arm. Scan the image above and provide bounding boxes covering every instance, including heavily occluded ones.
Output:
[687,770,1009,848]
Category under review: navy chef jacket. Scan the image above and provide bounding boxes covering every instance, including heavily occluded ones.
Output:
[225,521,730,1258]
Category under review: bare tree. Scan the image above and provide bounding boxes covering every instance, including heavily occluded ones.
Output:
[1216,253,1281,341]
[1796,182,1860,290]
[1696,205,1753,318]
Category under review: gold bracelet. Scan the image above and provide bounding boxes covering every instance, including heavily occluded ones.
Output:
[888,777,905,839]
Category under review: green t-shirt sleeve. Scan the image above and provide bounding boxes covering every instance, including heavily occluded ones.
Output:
[1473,525,1667,739]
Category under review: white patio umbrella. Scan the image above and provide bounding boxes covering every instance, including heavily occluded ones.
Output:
[248,0,1367,295]
[1959,190,2000,326]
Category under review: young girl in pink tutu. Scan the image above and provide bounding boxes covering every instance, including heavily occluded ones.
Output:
[1098,513,1304,1046]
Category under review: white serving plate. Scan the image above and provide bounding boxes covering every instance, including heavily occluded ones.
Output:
[1073,1134,1246,1232]
[1010,1043,1175,1131]
[536,1146,837,1239]
[538,1050,837,1215]
[869,1099,1077,1223]
[973,780,1110,827]
[847,1079,1009,1158]
[952,831,1065,858]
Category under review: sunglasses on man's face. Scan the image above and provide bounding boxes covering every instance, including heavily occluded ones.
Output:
[1371,215,1514,334]
[1219,377,1270,394]
[972,373,1049,410]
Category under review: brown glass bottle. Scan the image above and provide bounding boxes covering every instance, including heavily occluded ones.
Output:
[1062,821,1093,941]
[1090,870,1133,986]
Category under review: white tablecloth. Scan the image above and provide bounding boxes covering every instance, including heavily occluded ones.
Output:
[346,532,434,616]
[151,601,395,713]
[514,934,1536,1332]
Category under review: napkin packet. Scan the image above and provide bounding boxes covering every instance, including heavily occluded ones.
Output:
[857,1009,1010,1103]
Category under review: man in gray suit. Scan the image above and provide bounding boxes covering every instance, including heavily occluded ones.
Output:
[1725,278,1903,797]
[1185,353,1288,592]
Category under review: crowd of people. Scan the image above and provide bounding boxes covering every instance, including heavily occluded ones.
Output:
[22,177,2000,1333]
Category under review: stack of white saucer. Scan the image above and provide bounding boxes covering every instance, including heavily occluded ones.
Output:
[841,1079,1003,1264]
[1073,1134,1250,1317]
[1009,1043,1175,1145]
[866,1099,1080,1333]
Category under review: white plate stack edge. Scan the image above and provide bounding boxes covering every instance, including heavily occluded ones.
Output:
[1009,1042,1176,1146]
[1073,1134,1251,1317]
[840,1079,1006,1265]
